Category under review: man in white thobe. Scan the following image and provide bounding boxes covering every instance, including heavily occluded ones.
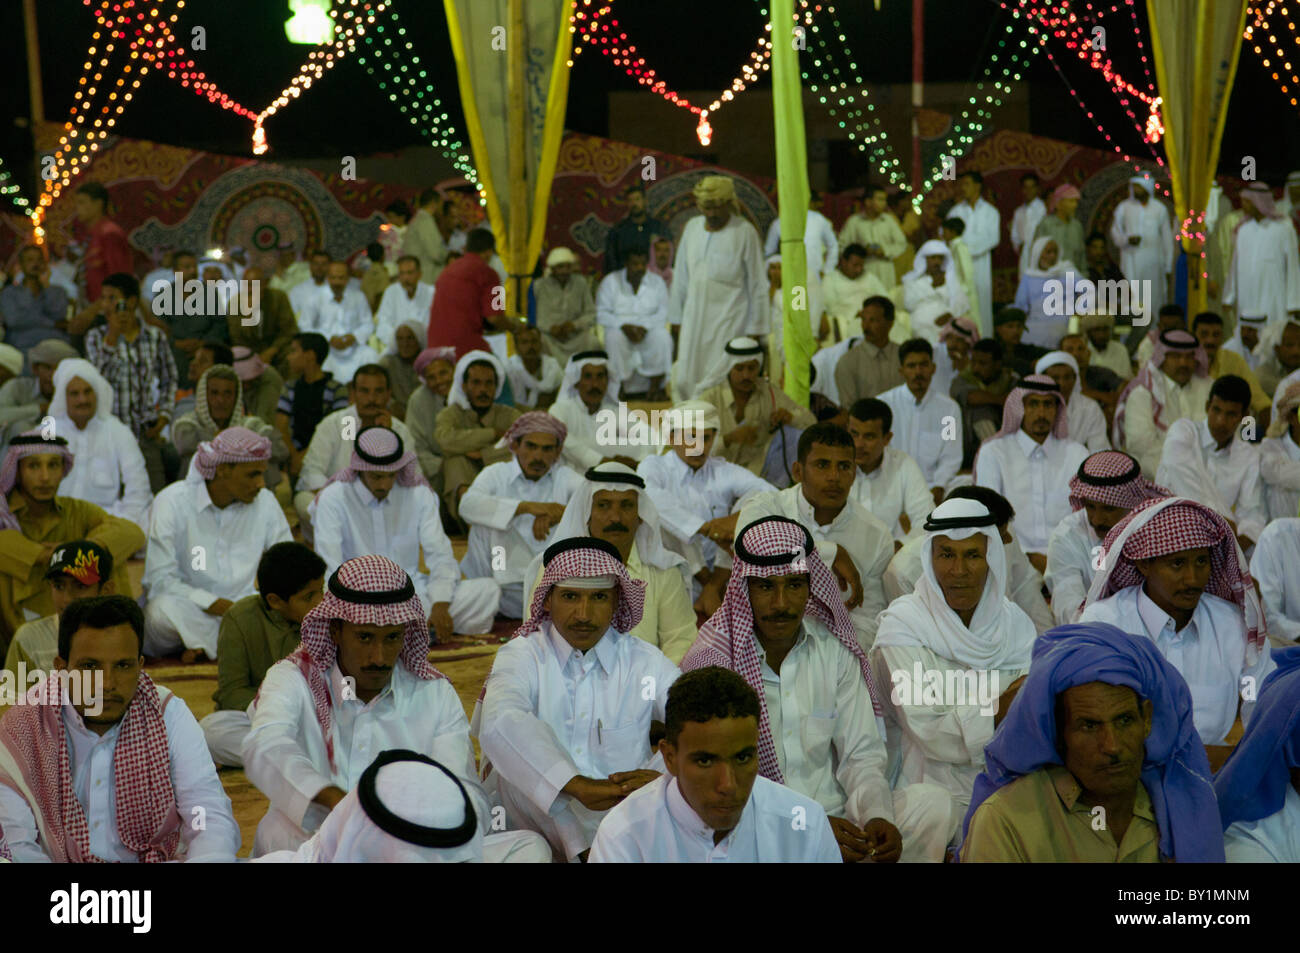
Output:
[374,255,434,353]
[974,376,1090,563]
[1156,376,1267,550]
[821,244,889,343]
[596,248,672,399]
[669,176,768,399]
[298,260,376,383]
[242,554,548,862]
[878,339,963,502]
[309,426,500,638]
[1222,313,1267,371]
[142,427,292,660]
[902,240,971,345]
[765,197,839,340]
[1044,449,1169,626]
[1010,173,1047,277]
[1080,497,1274,767]
[948,171,1000,327]
[1251,519,1300,644]
[1261,380,1300,521]
[1109,174,1175,320]
[287,250,329,318]
[846,397,940,544]
[735,424,893,651]
[1117,329,1212,477]
[459,412,585,619]
[680,518,951,862]
[1223,183,1300,332]
[837,186,909,292]
[884,485,1055,635]
[47,359,152,532]
[548,349,650,472]
[588,666,840,863]
[476,538,681,861]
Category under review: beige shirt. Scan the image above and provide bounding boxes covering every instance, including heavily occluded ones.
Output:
[697,380,816,476]
[961,763,1161,863]
[834,339,902,408]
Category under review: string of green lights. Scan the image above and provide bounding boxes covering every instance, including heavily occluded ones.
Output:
[0,155,35,223]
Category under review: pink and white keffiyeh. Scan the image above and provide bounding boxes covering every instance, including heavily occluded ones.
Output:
[1068,450,1169,511]
[939,316,979,345]
[0,672,181,862]
[415,346,457,377]
[1113,330,1208,445]
[988,374,1069,441]
[681,515,882,784]
[503,411,568,450]
[513,537,646,639]
[0,431,74,530]
[287,555,443,769]
[1047,183,1081,213]
[192,425,271,480]
[318,425,429,495]
[1086,496,1265,662]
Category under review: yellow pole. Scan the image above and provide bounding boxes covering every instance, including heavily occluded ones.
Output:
[22,0,44,124]
[506,0,528,319]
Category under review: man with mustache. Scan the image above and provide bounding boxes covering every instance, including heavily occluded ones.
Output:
[961,622,1223,862]
[1081,497,1274,771]
[1044,450,1169,626]
[243,555,549,861]
[973,376,1090,572]
[0,595,240,862]
[523,462,697,663]
[311,426,500,641]
[682,516,950,862]
[548,350,645,472]
[736,423,893,651]
[459,412,584,618]
[588,666,841,862]
[433,350,520,524]
[477,537,680,861]
[1116,329,1212,478]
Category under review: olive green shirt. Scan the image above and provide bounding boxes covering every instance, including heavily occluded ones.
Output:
[961,764,1161,863]
[212,593,301,712]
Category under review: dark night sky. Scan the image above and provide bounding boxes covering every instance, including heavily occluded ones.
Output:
[1,0,1296,192]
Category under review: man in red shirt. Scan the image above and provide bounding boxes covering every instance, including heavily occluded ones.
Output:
[428,228,514,354]
[74,183,134,304]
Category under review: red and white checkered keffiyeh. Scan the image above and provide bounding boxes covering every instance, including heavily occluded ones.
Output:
[1086,496,1265,662]
[0,672,181,862]
[681,516,883,784]
[192,425,272,480]
[989,374,1069,441]
[287,555,443,769]
[0,431,74,531]
[1113,330,1209,446]
[503,411,568,450]
[513,541,646,640]
[318,425,429,495]
[1068,450,1170,511]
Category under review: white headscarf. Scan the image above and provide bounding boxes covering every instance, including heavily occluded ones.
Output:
[873,498,1037,670]
[1034,350,1082,401]
[695,336,766,395]
[447,349,506,410]
[385,318,426,357]
[48,358,115,423]
[528,462,685,576]
[1128,174,1155,200]
[905,238,955,283]
[257,754,483,863]
[559,349,618,409]
[1022,235,1075,278]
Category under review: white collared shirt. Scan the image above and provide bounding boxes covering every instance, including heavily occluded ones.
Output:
[143,481,292,609]
[1259,431,1300,522]
[588,772,840,862]
[849,447,935,542]
[1250,518,1300,644]
[312,479,460,607]
[1044,508,1100,626]
[296,406,415,493]
[0,690,240,862]
[1080,585,1275,745]
[1156,417,1267,543]
[975,430,1090,554]
[755,619,892,825]
[478,622,679,815]
[879,383,963,489]
[459,458,586,585]
[374,280,434,351]
[53,413,153,531]
[243,659,489,835]
[638,452,774,559]
[738,485,893,649]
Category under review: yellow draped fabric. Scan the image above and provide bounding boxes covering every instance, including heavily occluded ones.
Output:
[443,0,575,317]
[770,0,813,406]
[1147,0,1250,316]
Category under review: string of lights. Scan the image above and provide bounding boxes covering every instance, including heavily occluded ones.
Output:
[0,155,36,222]
[351,4,479,183]
[1246,1,1300,108]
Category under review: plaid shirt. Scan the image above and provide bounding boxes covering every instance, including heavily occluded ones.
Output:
[84,322,178,436]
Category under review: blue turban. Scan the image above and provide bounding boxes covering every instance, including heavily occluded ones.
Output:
[1214,646,1300,830]
[961,622,1223,862]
